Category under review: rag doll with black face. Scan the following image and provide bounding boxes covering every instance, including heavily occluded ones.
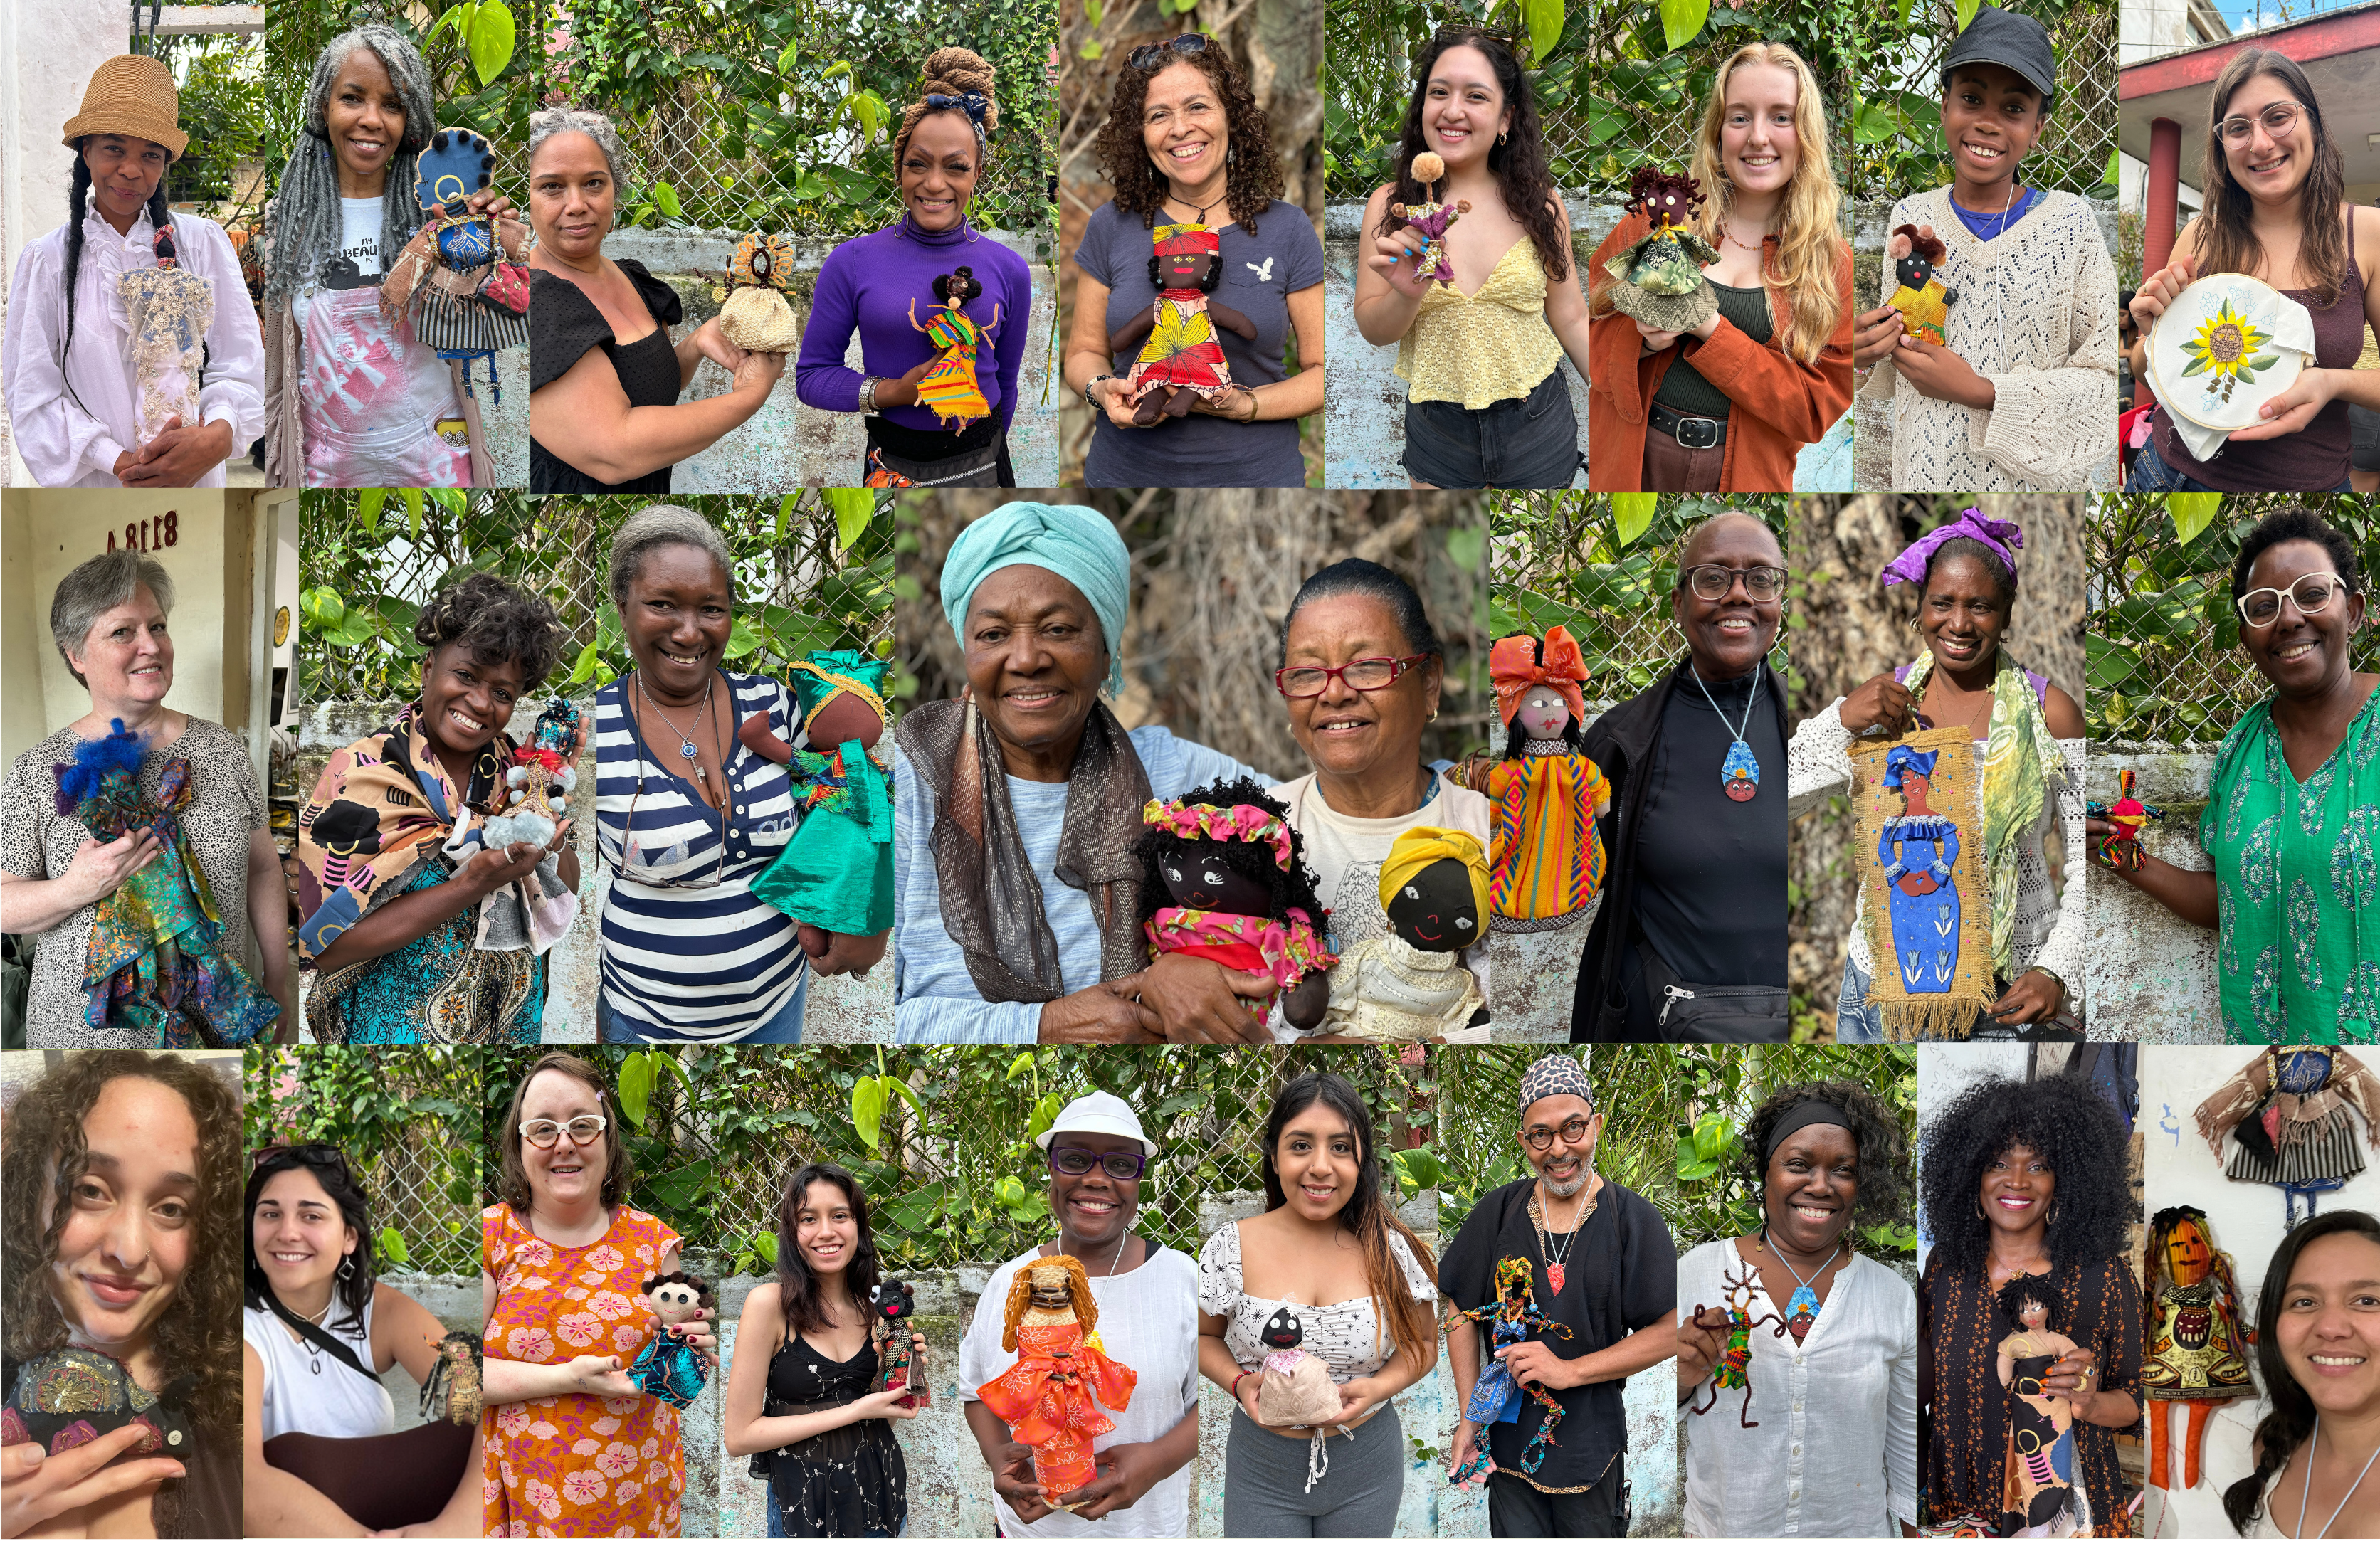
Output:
[1133,778,1336,1030]
[1886,223,1957,347]
[1599,165,1718,333]
[1109,223,1258,424]
[1320,825,1489,1042]
[1483,629,1613,934]
[868,1278,929,1410]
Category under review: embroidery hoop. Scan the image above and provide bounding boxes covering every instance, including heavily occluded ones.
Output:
[2147,272,2306,433]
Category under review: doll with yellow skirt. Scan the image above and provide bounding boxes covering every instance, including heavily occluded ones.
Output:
[736,652,895,954]
[907,266,1001,429]
[1484,628,1613,934]
[1318,826,1489,1042]
[1109,223,1257,424]
[976,1254,1137,1509]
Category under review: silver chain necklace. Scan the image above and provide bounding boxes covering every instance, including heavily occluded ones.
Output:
[638,670,715,774]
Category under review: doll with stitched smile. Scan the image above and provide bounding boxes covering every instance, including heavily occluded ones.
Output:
[1109,225,1258,424]
[1318,825,1489,1042]
[1132,777,1337,1030]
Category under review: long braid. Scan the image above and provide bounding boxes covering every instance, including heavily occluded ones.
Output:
[61,152,91,393]
[265,23,434,307]
[2219,1211,2380,1535]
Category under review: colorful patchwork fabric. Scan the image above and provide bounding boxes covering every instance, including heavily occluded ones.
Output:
[1144,904,1335,993]
[1488,752,1611,921]
[917,307,991,427]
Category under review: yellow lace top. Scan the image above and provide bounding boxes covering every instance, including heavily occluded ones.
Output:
[1394,238,1565,409]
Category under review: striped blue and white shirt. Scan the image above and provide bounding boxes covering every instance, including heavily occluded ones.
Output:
[594,670,807,1041]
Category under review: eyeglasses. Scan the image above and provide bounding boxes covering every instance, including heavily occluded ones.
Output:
[251,1142,351,1176]
[1049,1146,1149,1180]
[520,1115,609,1149]
[1522,1116,1594,1151]
[1275,654,1433,698]
[2217,102,2305,145]
[2237,571,2349,628]
[1127,33,1209,71]
[1680,564,1788,602]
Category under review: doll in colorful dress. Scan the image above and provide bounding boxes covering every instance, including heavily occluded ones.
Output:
[1599,165,1717,333]
[379,127,530,399]
[627,1270,716,1410]
[483,696,579,850]
[1320,826,1488,1042]
[1110,223,1258,424]
[2142,1205,2253,1492]
[1388,152,1471,287]
[1450,1258,1572,1474]
[739,652,895,948]
[976,1255,1137,1508]
[1878,745,1963,994]
[1885,224,1958,347]
[1485,629,1613,934]
[1995,1275,2080,1538]
[1132,777,1337,1030]
[2085,768,2163,870]
[870,1278,927,1410]
[907,265,1001,429]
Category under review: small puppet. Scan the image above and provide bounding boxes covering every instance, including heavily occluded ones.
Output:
[1132,777,1337,1030]
[483,696,580,850]
[742,652,895,948]
[908,266,1001,430]
[1599,165,1718,334]
[2195,1046,2380,1227]
[2085,768,2164,870]
[117,220,215,453]
[1110,223,1258,425]
[1,1347,194,1464]
[627,1270,716,1411]
[1994,1274,2080,1538]
[56,719,279,1047]
[1885,223,1958,347]
[1250,1304,1342,1428]
[975,1255,1137,1508]
[1449,1257,1573,1474]
[1387,151,1472,287]
[2142,1205,2253,1493]
[1320,825,1488,1042]
[719,231,801,353]
[418,1330,484,1427]
[1686,1258,1786,1429]
[379,127,530,400]
[1485,628,1613,934]
[870,1278,925,1409]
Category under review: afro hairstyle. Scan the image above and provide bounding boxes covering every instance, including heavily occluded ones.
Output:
[1917,1072,2132,1274]
[1132,775,1327,936]
[414,571,564,689]
[933,265,984,305]
[1623,165,1704,223]
[1738,1077,1910,1235]
[1994,1271,2068,1333]
[2229,505,2364,606]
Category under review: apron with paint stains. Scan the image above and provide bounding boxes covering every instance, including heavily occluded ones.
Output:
[297,283,470,488]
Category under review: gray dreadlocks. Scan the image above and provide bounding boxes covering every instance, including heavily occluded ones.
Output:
[265,23,436,307]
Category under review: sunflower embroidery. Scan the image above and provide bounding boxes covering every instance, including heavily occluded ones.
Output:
[2179,297,2280,404]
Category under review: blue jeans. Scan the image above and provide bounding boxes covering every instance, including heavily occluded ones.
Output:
[596,970,808,1043]
[2128,433,2352,493]
[1835,953,1886,1042]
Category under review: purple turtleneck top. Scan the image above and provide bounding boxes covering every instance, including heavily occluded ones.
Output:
[794,216,1031,435]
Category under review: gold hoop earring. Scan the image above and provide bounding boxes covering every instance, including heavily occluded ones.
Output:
[1498,129,1508,145]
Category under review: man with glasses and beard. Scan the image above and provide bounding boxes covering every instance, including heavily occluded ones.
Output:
[957,1091,1199,1538]
[1439,1056,1676,1538]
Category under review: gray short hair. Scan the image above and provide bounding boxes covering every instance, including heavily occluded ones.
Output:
[51,549,174,688]
[609,507,735,610]
[529,109,624,189]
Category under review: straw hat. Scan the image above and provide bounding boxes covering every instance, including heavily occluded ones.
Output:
[60,55,187,161]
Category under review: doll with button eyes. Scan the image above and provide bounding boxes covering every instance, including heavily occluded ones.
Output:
[1601,165,1718,333]
[1109,223,1259,425]
[627,1270,717,1411]
[1321,825,1489,1042]
[1132,777,1337,1029]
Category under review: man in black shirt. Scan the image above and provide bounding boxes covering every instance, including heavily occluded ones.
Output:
[1441,1055,1678,1536]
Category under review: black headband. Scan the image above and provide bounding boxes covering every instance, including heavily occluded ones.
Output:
[1762,1099,1855,1169]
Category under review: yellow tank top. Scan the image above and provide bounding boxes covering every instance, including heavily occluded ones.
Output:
[1394,238,1565,409]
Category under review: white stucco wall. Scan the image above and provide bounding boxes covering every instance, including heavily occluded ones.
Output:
[2082,744,2223,1044]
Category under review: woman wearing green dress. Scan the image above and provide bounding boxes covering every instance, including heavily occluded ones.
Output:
[2091,507,2380,1042]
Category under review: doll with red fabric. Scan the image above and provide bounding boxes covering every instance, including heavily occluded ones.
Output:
[1132,777,1337,1029]
[1109,223,1257,424]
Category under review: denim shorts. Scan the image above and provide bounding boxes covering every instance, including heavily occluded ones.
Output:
[2127,433,2352,493]
[1402,367,1580,488]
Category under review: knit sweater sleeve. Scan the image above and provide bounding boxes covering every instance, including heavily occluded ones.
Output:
[1966,199,2119,485]
[1786,698,1855,820]
[2026,737,2090,991]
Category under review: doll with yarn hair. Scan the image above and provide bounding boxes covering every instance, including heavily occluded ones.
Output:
[1320,825,1488,1042]
[720,231,801,352]
[1132,777,1337,1030]
[1110,224,1258,423]
[909,266,1000,429]
[626,1271,716,1410]
[1994,1275,2080,1537]
[1484,628,1612,934]
[1599,165,1717,333]
[1885,224,1957,347]
[976,1255,1137,1508]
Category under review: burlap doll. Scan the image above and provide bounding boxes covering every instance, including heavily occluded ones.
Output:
[1111,223,1257,423]
[2142,1205,2253,1492]
[720,231,801,352]
[379,127,530,400]
[1885,223,1957,347]
[117,221,215,452]
[1250,1306,1344,1428]
[1132,777,1337,1030]
[976,1256,1137,1507]
[739,652,895,941]
[1599,166,1717,333]
[1388,152,1471,287]
[908,266,1001,428]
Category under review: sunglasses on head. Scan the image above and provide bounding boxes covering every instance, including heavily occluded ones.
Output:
[251,1142,352,1178]
[1127,33,1210,71]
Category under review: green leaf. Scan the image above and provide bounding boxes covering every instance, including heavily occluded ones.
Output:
[1611,493,1658,549]
[2166,493,2221,548]
[1523,0,1563,65]
[653,182,682,220]
[1006,1052,1036,1079]
[2085,632,2142,693]
[301,586,347,630]
[466,0,516,87]
[2246,355,2279,370]
[1444,524,1485,574]
[2179,354,2210,379]
[852,1076,887,1152]
[1028,1089,1065,1143]
[1389,1147,1445,1195]
[567,641,601,686]
[1658,0,1710,51]
[827,488,874,552]
[1955,0,1983,33]
[885,1077,927,1121]
[357,488,386,532]
[1691,1110,1730,1161]
[754,1231,778,1267]
[378,1225,408,1267]
[616,1052,654,1128]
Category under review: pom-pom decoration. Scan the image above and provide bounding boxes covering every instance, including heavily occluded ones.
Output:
[1599,165,1718,333]
[719,231,801,353]
[480,697,579,852]
[1389,152,1473,287]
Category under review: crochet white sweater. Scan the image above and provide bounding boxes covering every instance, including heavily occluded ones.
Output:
[1784,703,2086,993]
[1858,187,2119,492]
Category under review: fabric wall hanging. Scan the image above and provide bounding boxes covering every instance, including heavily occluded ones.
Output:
[379,127,529,401]
[2194,1045,2380,1226]
[1855,726,1994,1039]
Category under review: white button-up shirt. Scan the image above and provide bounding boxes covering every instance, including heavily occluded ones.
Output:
[4,206,265,486]
[1680,1238,1917,1538]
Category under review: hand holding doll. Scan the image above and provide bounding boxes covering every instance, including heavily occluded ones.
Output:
[1107,225,1259,424]
[1322,827,1488,1042]
[626,1271,717,1410]
[739,654,895,971]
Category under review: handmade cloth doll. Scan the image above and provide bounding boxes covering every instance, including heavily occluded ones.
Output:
[1855,729,1995,1040]
[1885,224,1957,347]
[870,1278,922,1409]
[1450,1258,1573,1474]
[626,1271,715,1410]
[1485,629,1613,933]
[482,697,579,851]
[1994,1275,2081,1537]
[741,651,895,941]
[1110,223,1258,424]
[117,221,215,452]
[379,128,530,400]
[1599,165,1718,333]
[2195,1046,2380,1227]
[1250,1305,1342,1428]
[976,1255,1137,1507]
[2142,1205,2253,1492]
[1686,1258,1784,1429]
[1132,776,1337,1029]
[420,1330,484,1426]
[2087,768,2162,870]
[56,719,279,1047]
[1,1347,194,1462]
[1320,826,1488,1042]
[719,231,801,352]
[1388,152,1471,287]
[909,266,1001,429]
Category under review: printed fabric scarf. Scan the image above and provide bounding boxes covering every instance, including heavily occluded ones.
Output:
[897,695,1153,1001]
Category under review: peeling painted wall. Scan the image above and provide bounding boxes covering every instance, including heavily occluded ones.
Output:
[2081,744,2221,1042]
[1489,901,1594,1042]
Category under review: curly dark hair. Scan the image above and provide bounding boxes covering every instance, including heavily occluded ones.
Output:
[1378,30,1570,283]
[244,1144,376,1336]
[1,1052,243,1536]
[1995,1271,2068,1332]
[413,571,564,690]
[2229,506,2364,605]
[1093,40,1282,236]
[934,265,984,304]
[1495,633,1586,758]
[1623,164,1705,223]
[1737,1079,1908,1235]
[2225,1211,2380,1535]
[640,1268,717,1312]
[1917,1073,2132,1274]
[1132,776,1327,938]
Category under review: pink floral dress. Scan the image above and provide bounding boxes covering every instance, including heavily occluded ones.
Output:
[484,1203,685,1538]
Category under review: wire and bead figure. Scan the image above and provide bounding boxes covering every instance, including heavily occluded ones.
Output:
[1449,1257,1573,1474]
[1685,1258,1787,1429]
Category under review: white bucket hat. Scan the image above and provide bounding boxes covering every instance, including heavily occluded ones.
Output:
[1036,1089,1155,1160]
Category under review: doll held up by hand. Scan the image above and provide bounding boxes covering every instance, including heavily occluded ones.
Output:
[1132,777,1338,1030]
[1319,825,1488,1041]
[1485,628,1613,934]
[739,652,895,963]
[1110,223,1258,424]
[976,1255,1137,1509]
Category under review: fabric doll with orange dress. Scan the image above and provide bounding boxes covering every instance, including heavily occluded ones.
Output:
[975,1255,1137,1508]
[1485,628,1613,934]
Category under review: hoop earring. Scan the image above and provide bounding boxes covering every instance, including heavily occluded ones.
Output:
[1498,129,1508,145]
[2045,1201,2060,1228]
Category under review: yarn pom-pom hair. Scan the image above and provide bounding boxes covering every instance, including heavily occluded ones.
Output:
[53,719,147,814]
[1623,166,1704,228]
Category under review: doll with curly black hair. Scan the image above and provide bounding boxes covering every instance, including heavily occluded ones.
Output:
[1995,1274,2082,1535]
[1599,165,1718,332]
[907,265,1003,430]
[1132,776,1336,1029]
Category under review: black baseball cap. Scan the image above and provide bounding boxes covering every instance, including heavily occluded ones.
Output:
[1940,5,2057,114]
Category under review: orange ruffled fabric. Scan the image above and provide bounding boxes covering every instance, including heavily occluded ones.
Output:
[975,1321,1137,1496]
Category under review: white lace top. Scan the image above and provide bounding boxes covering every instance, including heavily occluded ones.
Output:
[1198,1219,1435,1382]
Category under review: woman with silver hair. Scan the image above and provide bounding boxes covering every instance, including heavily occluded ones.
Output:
[0,549,291,1045]
[262,23,525,487]
[527,110,781,492]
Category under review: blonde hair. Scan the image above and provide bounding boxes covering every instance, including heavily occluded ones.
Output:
[1685,41,1845,365]
[1001,1254,1096,1348]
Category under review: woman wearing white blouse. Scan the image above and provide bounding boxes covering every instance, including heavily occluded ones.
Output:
[1677,1082,1917,1538]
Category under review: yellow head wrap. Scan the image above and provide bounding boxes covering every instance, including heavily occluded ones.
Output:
[1378,825,1490,926]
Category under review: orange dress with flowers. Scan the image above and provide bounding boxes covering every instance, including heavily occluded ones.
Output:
[975,1321,1137,1496]
[484,1203,685,1539]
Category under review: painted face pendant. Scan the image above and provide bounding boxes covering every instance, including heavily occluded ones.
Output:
[1784,1282,1819,1341]
[1722,739,1760,803]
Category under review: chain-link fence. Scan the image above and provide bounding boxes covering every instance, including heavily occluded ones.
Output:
[2087,492,2380,743]
[245,1047,485,1278]
[297,492,895,706]
[1436,1046,1680,1244]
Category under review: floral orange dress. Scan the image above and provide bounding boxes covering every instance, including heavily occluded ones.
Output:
[975,1320,1137,1496]
[484,1203,686,1538]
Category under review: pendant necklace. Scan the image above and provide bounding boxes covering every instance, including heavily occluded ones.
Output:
[641,670,716,781]
[1690,659,1764,802]
[1529,1178,1594,1295]
[2295,1414,2380,1538]
[1758,1229,1840,1343]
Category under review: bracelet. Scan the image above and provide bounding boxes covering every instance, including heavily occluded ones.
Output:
[859,375,882,414]
[1085,373,1114,404]
[1230,1368,1253,1399]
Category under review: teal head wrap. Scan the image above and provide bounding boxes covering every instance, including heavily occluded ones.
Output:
[939,502,1130,697]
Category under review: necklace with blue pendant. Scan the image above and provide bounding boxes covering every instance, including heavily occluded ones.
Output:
[1691,660,1764,802]
[1760,1229,1839,1342]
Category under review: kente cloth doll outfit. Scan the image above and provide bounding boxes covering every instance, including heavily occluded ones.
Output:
[2,717,270,1047]
[1858,187,2120,492]
[530,261,687,493]
[1394,238,1579,489]
[750,1321,907,1537]
[2,204,265,487]
[1486,630,1613,932]
[794,217,1031,486]
[1587,216,1854,492]
[2197,683,2380,1042]
[1918,1256,2142,1538]
[2194,1047,2380,1220]
[295,702,574,1045]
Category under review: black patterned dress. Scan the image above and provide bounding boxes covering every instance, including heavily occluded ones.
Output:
[754,1330,907,1538]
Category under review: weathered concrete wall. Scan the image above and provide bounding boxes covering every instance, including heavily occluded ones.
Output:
[386,1271,480,1433]
[482,341,532,488]
[2080,742,2221,1043]
[1489,902,1594,1043]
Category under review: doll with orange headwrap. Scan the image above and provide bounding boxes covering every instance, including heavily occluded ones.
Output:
[1108,223,1257,424]
[976,1254,1138,1508]
[1484,628,1613,934]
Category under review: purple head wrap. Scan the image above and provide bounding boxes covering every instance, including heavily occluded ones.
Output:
[1878,508,2023,588]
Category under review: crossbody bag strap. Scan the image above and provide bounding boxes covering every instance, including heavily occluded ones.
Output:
[265,1294,381,1385]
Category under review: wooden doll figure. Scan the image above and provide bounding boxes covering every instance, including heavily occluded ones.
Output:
[2142,1205,2253,1492]
[1450,1258,1574,1474]
[1886,223,1958,347]
[1132,777,1337,1030]
[975,1256,1137,1508]
[1110,223,1257,424]
[1485,629,1613,934]
[1994,1275,2080,1538]
[1320,826,1488,1042]
[1878,746,1963,995]
[908,265,1001,430]
[1388,151,1471,287]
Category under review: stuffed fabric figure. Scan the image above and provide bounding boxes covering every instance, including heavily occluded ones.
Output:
[483,697,579,851]
[976,1256,1136,1508]
[2,1348,194,1464]
[1485,628,1613,933]
[742,651,895,939]
[1599,166,1718,333]
[1450,1259,1571,1475]
[379,128,530,401]
[910,266,1000,428]
[2087,768,2163,870]
[1250,1305,1342,1428]
[2195,1047,2380,1227]
[1133,777,1337,1029]
[2142,1206,2253,1492]
[626,1271,715,1411]
[870,1279,924,1409]
[117,221,215,452]
[720,232,801,352]
[1320,826,1488,1042]
[1994,1276,2082,1537]
[1885,223,1957,347]
[1389,152,1470,287]
[1110,223,1258,423]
